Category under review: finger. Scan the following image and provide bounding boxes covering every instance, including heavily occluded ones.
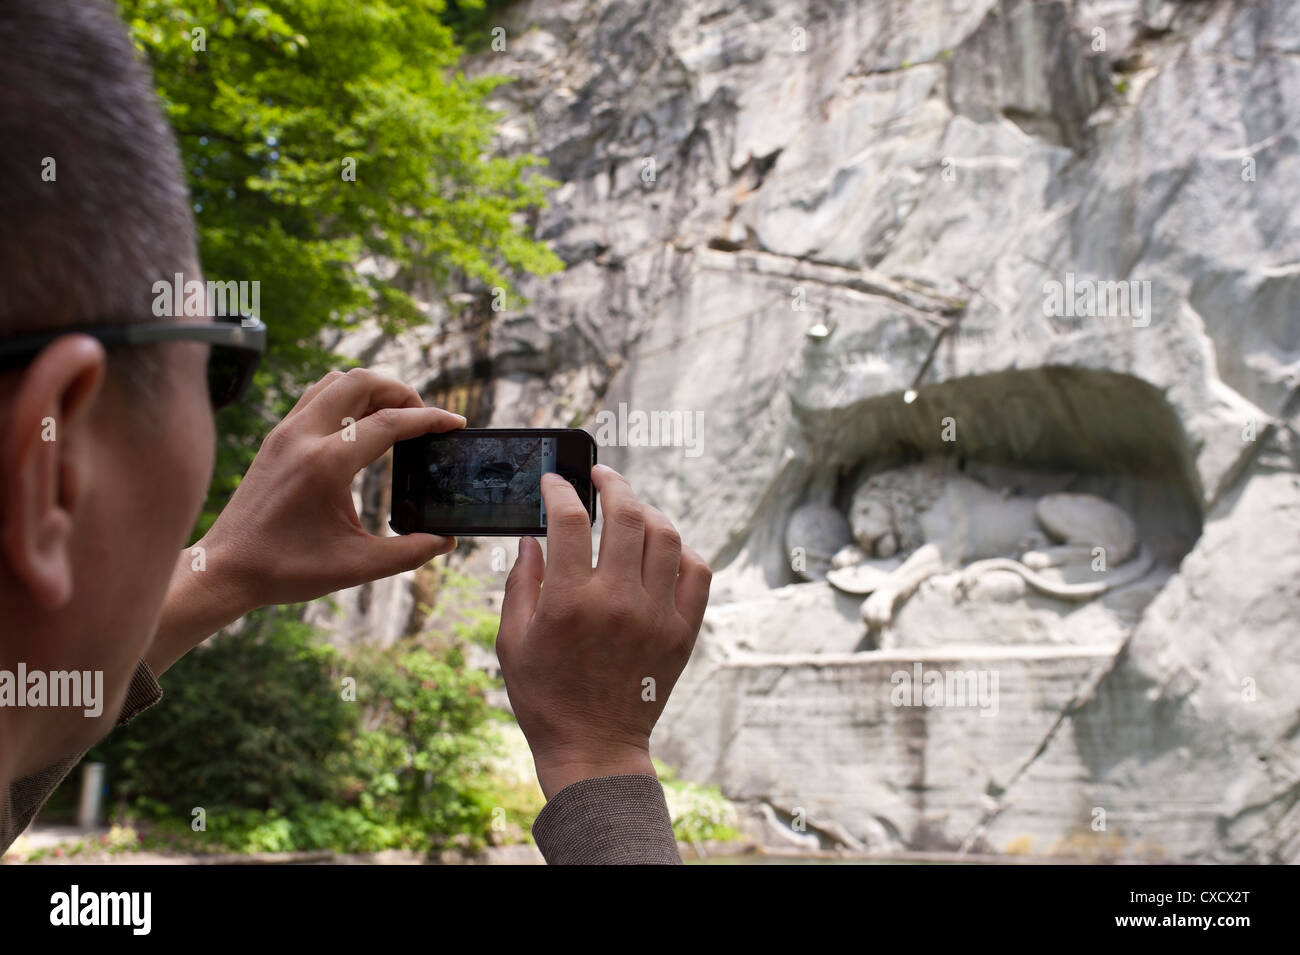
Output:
[591,464,644,584]
[640,505,682,601]
[301,368,426,436]
[340,405,466,472]
[356,531,456,583]
[497,536,544,668]
[674,543,712,635]
[283,369,346,421]
[540,472,593,586]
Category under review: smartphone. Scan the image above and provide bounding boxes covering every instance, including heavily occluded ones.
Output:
[389,428,597,537]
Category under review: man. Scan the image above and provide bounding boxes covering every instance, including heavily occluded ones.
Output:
[0,0,709,865]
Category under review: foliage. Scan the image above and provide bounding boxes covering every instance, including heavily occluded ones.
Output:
[85,605,512,852]
[115,0,562,535]
[439,0,522,52]
[656,760,744,844]
[88,607,355,812]
[343,637,498,836]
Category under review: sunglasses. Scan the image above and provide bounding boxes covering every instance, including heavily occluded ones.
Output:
[0,315,267,410]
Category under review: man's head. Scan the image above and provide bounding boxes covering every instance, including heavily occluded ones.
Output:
[0,0,215,774]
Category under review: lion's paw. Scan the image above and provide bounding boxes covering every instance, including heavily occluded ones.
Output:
[861,589,895,629]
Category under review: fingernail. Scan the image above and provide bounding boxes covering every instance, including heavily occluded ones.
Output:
[455,414,467,426]
[593,463,619,476]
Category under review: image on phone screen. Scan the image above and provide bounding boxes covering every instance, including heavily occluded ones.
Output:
[424,434,553,529]
[390,429,595,537]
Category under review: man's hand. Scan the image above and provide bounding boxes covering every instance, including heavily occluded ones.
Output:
[495,464,712,799]
[148,368,463,673]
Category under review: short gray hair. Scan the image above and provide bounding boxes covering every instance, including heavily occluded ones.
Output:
[0,0,198,334]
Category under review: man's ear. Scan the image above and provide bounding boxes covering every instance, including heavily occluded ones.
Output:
[0,335,107,609]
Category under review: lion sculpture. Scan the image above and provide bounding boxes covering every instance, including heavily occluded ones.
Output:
[821,462,1153,630]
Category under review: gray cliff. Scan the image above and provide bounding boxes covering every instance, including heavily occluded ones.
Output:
[323,0,1300,861]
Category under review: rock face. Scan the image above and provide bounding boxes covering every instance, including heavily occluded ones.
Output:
[327,0,1300,861]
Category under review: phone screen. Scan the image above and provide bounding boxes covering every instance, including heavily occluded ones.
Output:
[390,429,596,536]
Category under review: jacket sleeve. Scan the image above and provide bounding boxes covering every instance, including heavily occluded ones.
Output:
[530,773,682,865]
[0,659,162,855]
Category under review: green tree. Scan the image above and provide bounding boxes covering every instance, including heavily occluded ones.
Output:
[117,0,562,532]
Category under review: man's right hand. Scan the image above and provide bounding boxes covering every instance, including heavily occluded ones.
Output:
[495,464,711,798]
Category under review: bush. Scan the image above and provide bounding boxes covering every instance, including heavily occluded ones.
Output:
[656,760,744,844]
[342,638,498,838]
[90,606,354,813]
[87,604,509,852]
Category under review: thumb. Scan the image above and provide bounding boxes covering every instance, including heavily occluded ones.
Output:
[361,532,456,581]
[498,536,544,665]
